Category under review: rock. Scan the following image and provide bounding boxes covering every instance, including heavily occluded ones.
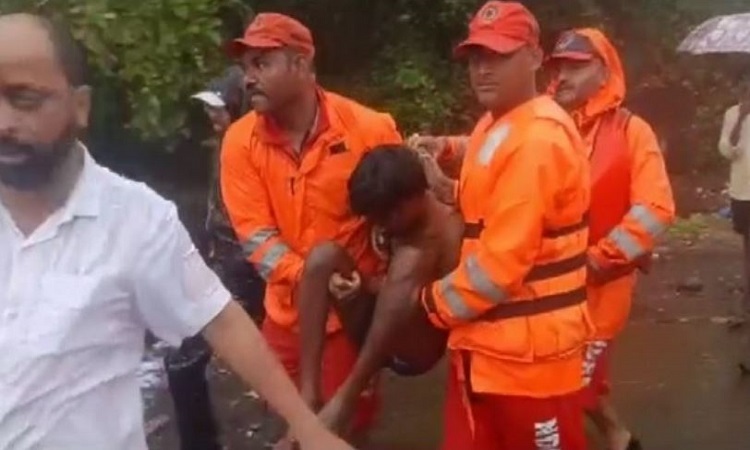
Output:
[676,277,704,293]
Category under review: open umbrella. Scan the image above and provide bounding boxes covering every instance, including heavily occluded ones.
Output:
[678,13,750,54]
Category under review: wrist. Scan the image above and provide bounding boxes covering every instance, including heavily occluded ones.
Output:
[336,379,363,410]
[287,406,323,441]
[438,179,457,205]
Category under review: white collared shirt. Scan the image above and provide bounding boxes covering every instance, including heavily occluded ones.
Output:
[0,151,230,449]
[719,105,750,200]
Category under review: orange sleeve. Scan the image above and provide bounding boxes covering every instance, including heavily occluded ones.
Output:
[424,133,553,329]
[220,126,305,288]
[589,116,676,270]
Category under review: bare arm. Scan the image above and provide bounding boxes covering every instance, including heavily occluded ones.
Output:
[720,107,744,159]
[296,243,357,409]
[731,111,747,147]
[203,301,352,449]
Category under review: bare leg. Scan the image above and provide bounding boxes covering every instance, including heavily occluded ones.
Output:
[739,234,750,373]
[586,396,635,450]
[730,233,750,330]
[742,233,750,317]
[298,242,355,410]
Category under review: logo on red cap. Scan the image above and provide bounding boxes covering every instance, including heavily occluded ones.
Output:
[478,3,500,23]
[555,32,576,52]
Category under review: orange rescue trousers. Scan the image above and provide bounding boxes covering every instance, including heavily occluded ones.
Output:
[261,319,380,434]
[441,357,587,450]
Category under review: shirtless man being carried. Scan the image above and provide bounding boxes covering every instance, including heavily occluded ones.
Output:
[296,144,463,434]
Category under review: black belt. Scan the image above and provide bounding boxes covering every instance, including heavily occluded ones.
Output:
[478,286,587,322]
[524,252,587,283]
[463,214,588,240]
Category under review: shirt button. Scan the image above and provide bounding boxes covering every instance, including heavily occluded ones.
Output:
[3,309,17,321]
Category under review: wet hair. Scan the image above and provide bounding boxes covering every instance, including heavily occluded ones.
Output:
[33,15,89,87]
[348,144,428,218]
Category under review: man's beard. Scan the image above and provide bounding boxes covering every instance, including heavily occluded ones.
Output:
[0,128,78,191]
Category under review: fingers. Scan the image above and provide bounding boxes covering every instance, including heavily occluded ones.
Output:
[407,133,443,157]
[328,271,362,300]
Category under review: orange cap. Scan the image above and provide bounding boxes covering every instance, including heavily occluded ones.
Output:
[454,1,539,58]
[227,13,315,59]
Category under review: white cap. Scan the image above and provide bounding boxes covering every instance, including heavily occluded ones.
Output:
[191,91,226,108]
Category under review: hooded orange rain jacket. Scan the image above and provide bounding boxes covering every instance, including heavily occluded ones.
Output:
[550,29,675,340]
[221,89,401,331]
[423,95,593,398]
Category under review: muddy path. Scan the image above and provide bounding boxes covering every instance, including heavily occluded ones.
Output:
[140,212,750,450]
[135,167,750,450]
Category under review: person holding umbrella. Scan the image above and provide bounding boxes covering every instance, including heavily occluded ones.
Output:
[679,12,750,359]
[719,75,750,329]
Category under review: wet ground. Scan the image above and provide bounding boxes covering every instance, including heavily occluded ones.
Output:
[143,213,750,450]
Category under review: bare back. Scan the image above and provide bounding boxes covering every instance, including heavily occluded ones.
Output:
[390,202,463,282]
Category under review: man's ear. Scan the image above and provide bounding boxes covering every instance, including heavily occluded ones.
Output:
[529,46,543,72]
[72,85,92,130]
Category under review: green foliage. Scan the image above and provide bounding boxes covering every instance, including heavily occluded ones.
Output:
[0,0,748,167]
[0,0,249,140]
[365,41,465,134]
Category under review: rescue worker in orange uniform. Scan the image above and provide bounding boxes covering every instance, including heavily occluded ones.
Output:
[220,13,401,440]
[417,3,593,449]
[547,29,675,450]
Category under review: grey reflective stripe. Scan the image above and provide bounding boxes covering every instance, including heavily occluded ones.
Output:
[438,255,508,321]
[241,227,278,257]
[607,204,666,260]
[630,204,666,238]
[465,255,508,305]
[608,227,645,260]
[256,242,290,280]
[477,124,511,166]
[438,273,473,321]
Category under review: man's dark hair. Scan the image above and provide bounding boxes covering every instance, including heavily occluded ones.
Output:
[207,65,247,120]
[35,15,89,87]
[348,144,428,218]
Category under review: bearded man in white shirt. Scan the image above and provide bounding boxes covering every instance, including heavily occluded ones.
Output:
[0,13,353,450]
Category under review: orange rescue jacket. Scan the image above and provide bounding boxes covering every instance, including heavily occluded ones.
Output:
[423,96,593,398]
[221,89,402,331]
[553,29,676,340]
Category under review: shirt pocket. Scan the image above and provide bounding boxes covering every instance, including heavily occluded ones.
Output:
[22,273,106,356]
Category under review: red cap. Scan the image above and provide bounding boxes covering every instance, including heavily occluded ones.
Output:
[454,1,540,58]
[227,13,315,59]
[549,31,596,61]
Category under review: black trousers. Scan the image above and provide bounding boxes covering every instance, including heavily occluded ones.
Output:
[165,238,265,450]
